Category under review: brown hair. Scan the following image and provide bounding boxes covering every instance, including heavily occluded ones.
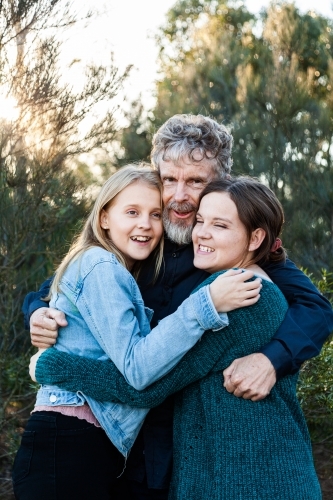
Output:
[199,176,286,266]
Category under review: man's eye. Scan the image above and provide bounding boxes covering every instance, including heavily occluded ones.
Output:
[163,178,175,184]
[189,180,204,187]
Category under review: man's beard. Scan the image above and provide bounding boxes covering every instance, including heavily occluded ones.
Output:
[163,201,196,245]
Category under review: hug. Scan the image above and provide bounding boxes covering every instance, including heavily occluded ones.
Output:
[14,115,332,500]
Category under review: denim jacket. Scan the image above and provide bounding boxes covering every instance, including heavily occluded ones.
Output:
[35,247,228,456]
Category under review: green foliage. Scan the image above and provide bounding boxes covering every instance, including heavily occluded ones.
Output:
[298,339,333,423]
[119,0,333,276]
[0,2,126,497]
[297,271,333,431]
[116,100,152,166]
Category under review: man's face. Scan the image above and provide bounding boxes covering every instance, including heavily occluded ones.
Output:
[159,153,217,245]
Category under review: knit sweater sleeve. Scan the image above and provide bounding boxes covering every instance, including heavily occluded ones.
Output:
[35,326,229,408]
[35,273,288,408]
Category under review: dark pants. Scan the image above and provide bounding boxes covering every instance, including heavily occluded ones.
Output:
[128,478,169,500]
[12,412,125,500]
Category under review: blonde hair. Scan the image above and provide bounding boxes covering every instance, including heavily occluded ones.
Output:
[49,164,164,298]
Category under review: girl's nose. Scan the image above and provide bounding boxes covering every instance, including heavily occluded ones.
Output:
[196,224,210,239]
[137,215,151,229]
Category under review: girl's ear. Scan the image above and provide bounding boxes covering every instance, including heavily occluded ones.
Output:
[100,209,109,230]
[248,228,266,251]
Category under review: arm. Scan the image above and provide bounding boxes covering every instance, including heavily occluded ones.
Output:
[260,258,333,377]
[25,267,261,349]
[32,275,283,406]
[22,278,52,328]
[31,269,262,400]
[32,326,227,407]
[63,260,231,390]
[223,259,333,400]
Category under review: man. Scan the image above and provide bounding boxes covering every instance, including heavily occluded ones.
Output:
[24,114,333,499]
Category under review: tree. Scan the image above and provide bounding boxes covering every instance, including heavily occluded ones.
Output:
[0,2,128,496]
[119,0,333,274]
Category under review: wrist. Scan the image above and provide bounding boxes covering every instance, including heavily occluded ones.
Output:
[259,342,292,380]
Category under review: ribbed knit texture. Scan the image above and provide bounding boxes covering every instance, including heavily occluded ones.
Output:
[35,272,321,499]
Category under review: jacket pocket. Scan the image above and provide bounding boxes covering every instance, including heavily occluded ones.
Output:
[12,430,35,484]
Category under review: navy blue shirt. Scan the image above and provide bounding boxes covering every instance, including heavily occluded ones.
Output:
[23,239,333,489]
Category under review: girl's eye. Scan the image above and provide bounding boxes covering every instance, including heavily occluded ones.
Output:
[196,219,203,224]
[152,213,162,219]
[215,224,227,229]
[127,210,137,216]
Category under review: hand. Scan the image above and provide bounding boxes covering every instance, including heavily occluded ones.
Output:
[223,353,276,401]
[29,348,47,382]
[30,307,68,348]
[209,269,262,313]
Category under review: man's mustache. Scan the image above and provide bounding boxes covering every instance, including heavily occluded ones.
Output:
[165,201,197,213]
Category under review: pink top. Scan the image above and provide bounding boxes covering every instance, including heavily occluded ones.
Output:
[32,405,101,427]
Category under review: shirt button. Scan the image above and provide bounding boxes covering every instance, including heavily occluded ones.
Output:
[49,395,57,403]
[172,253,177,258]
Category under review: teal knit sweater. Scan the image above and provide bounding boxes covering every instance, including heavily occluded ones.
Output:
[35,273,321,499]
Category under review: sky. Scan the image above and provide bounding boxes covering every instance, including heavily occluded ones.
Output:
[65,0,333,113]
[0,0,332,122]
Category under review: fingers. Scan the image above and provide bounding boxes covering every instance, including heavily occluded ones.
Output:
[48,309,68,327]
[222,354,276,402]
[216,269,255,284]
[221,269,244,277]
[237,269,255,281]
[250,393,267,402]
[31,334,57,348]
[242,277,262,293]
[233,278,262,307]
[30,307,65,347]
[30,308,67,330]
[224,377,268,400]
[31,315,58,331]
[210,272,262,313]
[223,363,233,377]
[216,273,262,293]
[30,307,56,330]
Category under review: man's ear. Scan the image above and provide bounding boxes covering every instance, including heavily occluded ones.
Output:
[100,209,109,229]
[248,228,266,251]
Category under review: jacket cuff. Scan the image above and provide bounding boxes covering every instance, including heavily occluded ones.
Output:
[191,285,229,332]
[259,340,294,380]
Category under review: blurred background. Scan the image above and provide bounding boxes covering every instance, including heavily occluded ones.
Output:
[0,1,333,498]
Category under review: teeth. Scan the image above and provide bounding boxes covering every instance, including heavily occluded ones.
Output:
[199,244,215,253]
[131,236,151,242]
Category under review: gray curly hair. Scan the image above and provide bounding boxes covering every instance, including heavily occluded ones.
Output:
[151,114,233,176]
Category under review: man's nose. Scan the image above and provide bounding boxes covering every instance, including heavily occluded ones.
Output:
[174,181,189,203]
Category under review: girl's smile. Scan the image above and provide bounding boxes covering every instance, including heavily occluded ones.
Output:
[100,181,163,269]
[192,192,258,274]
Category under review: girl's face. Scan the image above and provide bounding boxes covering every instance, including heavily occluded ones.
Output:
[192,191,261,274]
[100,181,163,269]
